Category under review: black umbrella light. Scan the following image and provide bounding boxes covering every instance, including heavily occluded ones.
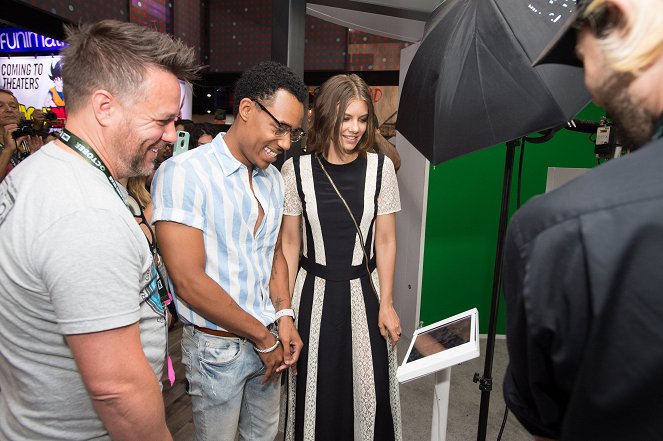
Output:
[397,0,589,165]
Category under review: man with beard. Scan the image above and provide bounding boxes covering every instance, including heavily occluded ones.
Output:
[0,21,200,440]
[502,1,663,440]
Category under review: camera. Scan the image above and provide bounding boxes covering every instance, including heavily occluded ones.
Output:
[44,111,57,121]
[565,116,624,160]
[12,121,37,139]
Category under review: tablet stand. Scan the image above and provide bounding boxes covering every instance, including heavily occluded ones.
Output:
[431,369,451,441]
[397,308,480,440]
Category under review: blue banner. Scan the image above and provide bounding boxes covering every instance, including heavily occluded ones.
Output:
[0,28,66,54]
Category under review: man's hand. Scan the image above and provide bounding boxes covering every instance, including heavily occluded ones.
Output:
[276,317,303,374]
[2,124,19,154]
[254,331,285,384]
[31,109,46,130]
[25,135,44,154]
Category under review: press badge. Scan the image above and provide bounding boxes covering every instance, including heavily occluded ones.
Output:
[141,263,169,317]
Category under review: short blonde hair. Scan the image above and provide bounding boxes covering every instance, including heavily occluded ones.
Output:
[584,0,663,75]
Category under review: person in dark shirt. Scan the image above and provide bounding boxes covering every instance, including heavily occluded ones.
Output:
[503,1,663,440]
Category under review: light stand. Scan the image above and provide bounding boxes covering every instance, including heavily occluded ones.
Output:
[473,139,518,441]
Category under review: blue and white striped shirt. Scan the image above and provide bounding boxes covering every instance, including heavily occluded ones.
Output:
[151,135,282,330]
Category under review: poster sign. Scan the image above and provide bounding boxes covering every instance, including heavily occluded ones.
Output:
[0,28,66,54]
[1,55,191,125]
[0,55,66,124]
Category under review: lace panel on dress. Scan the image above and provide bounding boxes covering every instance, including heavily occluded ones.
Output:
[282,159,302,216]
[377,157,401,215]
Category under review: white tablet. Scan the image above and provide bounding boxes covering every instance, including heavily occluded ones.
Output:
[397,308,480,383]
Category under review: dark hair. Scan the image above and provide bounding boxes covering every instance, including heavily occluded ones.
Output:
[233,61,306,115]
[48,60,63,81]
[189,122,223,147]
[60,20,202,113]
[306,74,376,159]
[175,118,194,127]
[203,122,224,137]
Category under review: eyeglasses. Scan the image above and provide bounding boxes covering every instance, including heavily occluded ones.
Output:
[253,100,306,143]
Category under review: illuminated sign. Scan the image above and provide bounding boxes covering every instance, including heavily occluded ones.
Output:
[0,28,66,53]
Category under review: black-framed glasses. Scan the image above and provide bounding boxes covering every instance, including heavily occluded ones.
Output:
[252,99,306,143]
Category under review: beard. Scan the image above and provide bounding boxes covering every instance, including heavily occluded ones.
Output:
[594,70,657,150]
[127,141,161,177]
[111,126,163,179]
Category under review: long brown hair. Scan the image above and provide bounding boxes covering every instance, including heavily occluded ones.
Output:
[306,74,377,159]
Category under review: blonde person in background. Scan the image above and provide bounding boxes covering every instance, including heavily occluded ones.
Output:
[281,73,402,441]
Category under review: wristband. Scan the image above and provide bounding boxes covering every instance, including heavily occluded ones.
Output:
[254,329,280,354]
[275,308,295,322]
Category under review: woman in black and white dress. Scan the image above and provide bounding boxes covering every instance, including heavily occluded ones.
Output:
[281,74,402,441]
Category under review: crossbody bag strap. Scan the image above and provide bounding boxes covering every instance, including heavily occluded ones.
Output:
[315,153,379,300]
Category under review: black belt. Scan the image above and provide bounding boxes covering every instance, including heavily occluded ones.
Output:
[300,255,376,281]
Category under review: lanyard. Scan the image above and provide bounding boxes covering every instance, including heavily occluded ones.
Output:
[58,129,125,203]
[58,129,171,307]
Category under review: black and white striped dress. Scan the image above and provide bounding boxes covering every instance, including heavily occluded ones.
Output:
[282,152,402,441]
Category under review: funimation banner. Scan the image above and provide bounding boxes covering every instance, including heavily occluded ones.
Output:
[0,55,66,125]
[0,28,66,53]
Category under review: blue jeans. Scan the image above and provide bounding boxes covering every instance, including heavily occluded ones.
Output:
[181,325,280,441]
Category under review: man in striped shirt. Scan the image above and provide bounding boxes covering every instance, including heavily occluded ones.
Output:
[152,61,306,441]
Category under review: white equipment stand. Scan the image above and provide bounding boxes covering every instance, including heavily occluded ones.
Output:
[431,369,451,441]
[397,309,480,441]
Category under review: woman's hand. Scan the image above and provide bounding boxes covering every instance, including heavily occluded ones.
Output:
[378,302,401,347]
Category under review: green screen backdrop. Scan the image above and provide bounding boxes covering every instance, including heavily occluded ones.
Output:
[419,103,606,333]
